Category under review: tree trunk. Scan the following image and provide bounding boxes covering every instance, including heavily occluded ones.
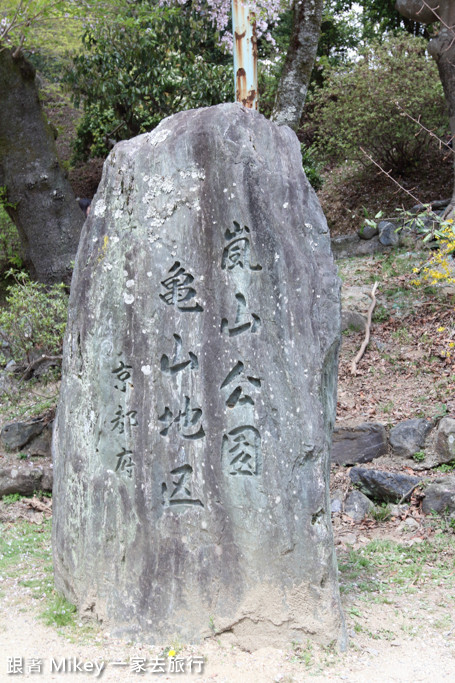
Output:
[0,48,84,283]
[271,0,324,130]
[395,0,455,215]
[429,26,455,215]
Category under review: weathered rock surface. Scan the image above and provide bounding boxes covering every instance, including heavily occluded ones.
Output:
[350,467,421,503]
[378,221,400,246]
[422,474,455,516]
[435,418,455,463]
[331,423,387,465]
[389,419,433,458]
[53,104,346,650]
[331,234,389,259]
[1,418,47,450]
[0,462,52,497]
[358,224,379,240]
[341,310,366,333]
[344,490,373,521]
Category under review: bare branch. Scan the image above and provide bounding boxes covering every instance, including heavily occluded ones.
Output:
[360,147,423,205]
[396,102,455,154]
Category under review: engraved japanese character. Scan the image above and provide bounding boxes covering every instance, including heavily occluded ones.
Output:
[221,292,261,337]
[222,426,262,476]
[221,361,261,407]
[158,396,205,440]
[112,360,133,392]
[160,334,198,375]
[115,447,135,478]
[110,406,138,434]
[221,221,262,272]
[161,464,204,507]
[160,261,203,312]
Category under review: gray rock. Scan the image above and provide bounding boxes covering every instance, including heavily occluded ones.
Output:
[350,467,421,503]
[341,311,366,332]
[53,103,346,650]
[1,418,46,450]
[344,490,373,521]
[378,221,400,246]
[27,423,53,457]
[358,224,379,240]
[422,474,455,515]
[435,418,455,463]
[331,489,344,514]
[0,462,52,497]
[389,419,433,458]
[331,234,389,259]
[331,423,387,465]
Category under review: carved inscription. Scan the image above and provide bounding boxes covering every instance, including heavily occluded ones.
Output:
[221,361,261,407]
[109,357,137,478]
[222,426,262,476]
[111,406,138,433]
[222,222,262,272]
[160,261,203,312]
[160,334,198,375]
[221,293,261,337]
[161,464,204,507]
[158,396,205,440]
[112,359,133,393]
[115,447,135,478]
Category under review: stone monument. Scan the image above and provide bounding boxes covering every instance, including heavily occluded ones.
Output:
[53,103,346,650]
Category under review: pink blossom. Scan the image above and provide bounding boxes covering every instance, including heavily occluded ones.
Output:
[159,0,288,43]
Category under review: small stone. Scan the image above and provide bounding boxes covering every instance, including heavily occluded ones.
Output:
[342,533,357,546]
[435,418,455,463]
[341,310,367,332]
[1,418,47,451]
[350,467,421,503]
[389,419,433,458]
[422,474,455,515]
[358,224,379,240]
[378,220,400,246]
[331,423,387,465]
[344,490,373,521]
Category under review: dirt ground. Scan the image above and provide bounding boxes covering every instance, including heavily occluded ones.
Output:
[0,502,454,683]
[1,244,454,683]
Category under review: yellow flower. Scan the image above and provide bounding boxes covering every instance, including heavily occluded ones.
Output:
[437,327,446,332]
[168,650,176,657]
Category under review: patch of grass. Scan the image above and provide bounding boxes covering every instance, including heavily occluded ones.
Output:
[0,520,83,635]
[436,461,455,473]
[370,503,392,522]
[290,640,313,667]
[412,450,426,463]
[338,536,455,596]
[41,593,77,628]
[372,304,389,323]
[1,493,22,504]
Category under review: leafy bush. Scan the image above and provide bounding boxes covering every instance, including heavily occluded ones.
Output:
[66,4,232,161]
[308,35,446,175]
[0,273,68,365]
[301,144,324,191]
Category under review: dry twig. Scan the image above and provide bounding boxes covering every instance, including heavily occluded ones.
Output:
[350,282,378,375]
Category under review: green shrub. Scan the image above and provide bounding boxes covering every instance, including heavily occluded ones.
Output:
[308,34,446,176]
[66,4,232,161]
[0,273,68,365]
[301,144,324,191]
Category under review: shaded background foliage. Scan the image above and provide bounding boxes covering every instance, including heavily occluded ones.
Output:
[64,3,233,161]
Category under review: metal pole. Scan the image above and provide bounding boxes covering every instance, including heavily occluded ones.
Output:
[232,0,258,110]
